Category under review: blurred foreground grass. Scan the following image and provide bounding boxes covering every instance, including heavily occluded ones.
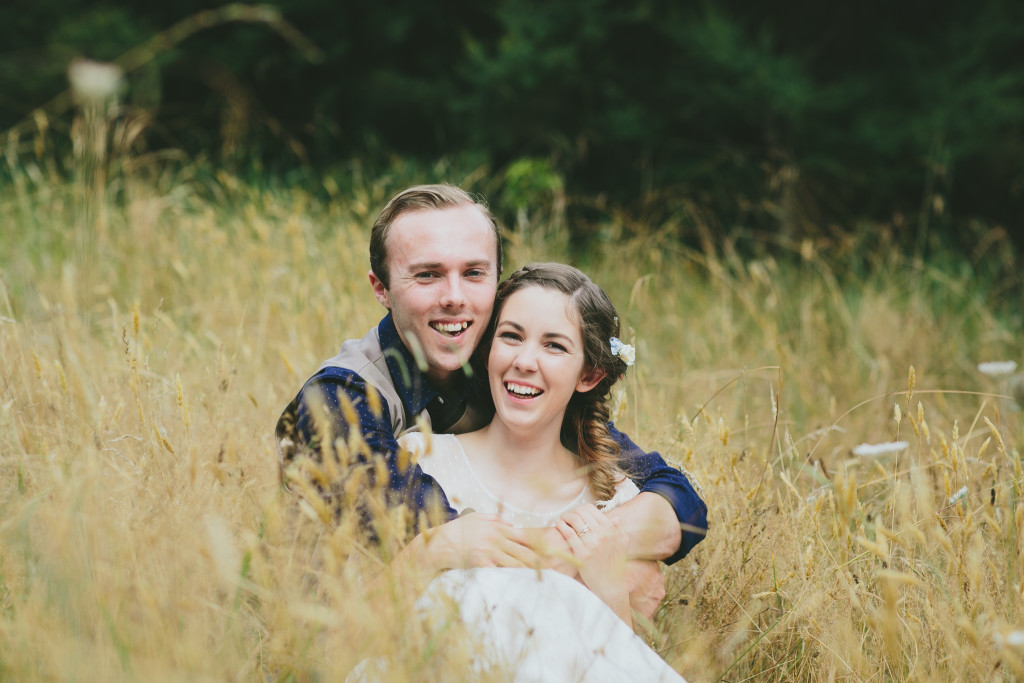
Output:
[1,159,1023,681]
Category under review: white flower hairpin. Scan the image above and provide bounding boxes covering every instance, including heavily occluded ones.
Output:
[609,337,635,366]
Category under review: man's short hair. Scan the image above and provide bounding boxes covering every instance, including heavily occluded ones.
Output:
[369,184,502,289]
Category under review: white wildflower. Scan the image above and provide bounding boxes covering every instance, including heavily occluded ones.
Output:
[68,57,123,104]
[996,630,1024,647]
[852,441,909,457]
[978,361,1018,377]
[948,486,968,505]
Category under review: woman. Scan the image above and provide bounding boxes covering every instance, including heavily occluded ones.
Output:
[362,263,684,681]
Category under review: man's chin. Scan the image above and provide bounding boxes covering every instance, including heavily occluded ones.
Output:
[420,329,481,373]
[427,350,475,378]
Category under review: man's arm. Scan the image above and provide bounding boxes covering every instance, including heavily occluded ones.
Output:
[604,492,681,560]
[609,424,708,564]
[276,367,457,532]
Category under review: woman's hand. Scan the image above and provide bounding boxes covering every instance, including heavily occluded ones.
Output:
[557,504,631,623]
[419,512,539,572]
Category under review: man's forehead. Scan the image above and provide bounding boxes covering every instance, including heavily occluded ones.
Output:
[388,206,499,266]
[389,204,490,233]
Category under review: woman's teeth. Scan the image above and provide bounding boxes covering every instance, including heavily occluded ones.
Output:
[505,382,541,397]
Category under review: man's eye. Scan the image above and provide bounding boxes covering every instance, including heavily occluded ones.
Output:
[415,272,438,280]
[465,269,487,278]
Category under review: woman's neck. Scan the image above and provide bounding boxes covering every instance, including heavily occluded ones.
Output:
[484,420,575,473]
[462,420,585,510]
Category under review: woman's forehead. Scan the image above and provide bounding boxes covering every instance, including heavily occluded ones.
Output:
[500,285,580,328]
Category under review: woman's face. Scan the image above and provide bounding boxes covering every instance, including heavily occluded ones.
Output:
[487,285,602,433]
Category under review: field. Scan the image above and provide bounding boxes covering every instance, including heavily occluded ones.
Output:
[2,150,1023,681]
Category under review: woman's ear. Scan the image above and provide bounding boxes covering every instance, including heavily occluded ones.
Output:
[575,367,607,393]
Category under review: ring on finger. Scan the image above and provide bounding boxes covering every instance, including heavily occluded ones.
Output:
[578,525,591,536]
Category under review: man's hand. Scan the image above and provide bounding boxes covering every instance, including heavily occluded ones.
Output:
[623,560,666,621]
[421,512,540,571]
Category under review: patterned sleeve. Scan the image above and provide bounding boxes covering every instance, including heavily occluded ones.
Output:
[275,367,457,533]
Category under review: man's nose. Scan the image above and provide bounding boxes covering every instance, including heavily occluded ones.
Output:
[439,274,467,308]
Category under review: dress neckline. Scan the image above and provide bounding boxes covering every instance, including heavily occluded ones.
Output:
[449,435,591,520]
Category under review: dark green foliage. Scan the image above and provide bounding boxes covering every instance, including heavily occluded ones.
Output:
[1,0,1023,253]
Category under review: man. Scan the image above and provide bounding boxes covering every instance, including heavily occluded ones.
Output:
[276,184,706,575]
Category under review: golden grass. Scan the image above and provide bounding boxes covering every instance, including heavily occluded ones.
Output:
[1,155,1022,681]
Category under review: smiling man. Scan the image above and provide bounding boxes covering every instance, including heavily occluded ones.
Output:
[368,201,496,393]
[275,184,707,575]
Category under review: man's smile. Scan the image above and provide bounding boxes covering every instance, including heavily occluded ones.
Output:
[430,321,471,337]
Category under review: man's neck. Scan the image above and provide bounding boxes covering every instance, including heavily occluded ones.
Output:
[425,368,461,395]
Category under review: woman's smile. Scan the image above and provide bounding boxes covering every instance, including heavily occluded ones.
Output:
[503,380,543,399]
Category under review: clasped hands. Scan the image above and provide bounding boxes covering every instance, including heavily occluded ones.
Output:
[423,505,665,621]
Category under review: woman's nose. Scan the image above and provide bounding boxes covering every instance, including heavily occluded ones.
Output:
[512,345,539,372]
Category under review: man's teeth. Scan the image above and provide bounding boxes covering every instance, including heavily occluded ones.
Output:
[432,321,469,335]
[505,382,541,397]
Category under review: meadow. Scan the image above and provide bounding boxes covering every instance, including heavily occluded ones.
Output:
[2,139,1023,681]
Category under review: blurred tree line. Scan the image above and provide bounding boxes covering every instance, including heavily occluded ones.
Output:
[2,0,1023,253]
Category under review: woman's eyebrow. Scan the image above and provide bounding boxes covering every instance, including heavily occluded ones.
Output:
[497,320,576,346]
[542,332,575,346]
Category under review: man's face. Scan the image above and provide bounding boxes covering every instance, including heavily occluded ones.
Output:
[369,205,499,388]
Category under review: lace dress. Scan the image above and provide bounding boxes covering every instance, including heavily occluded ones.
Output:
[401,433,686,682]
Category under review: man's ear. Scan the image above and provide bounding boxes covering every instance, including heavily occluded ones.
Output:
[368,270,391,309]
[575,367,607,393]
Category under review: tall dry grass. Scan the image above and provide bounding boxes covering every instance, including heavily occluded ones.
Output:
[2,104,1023,680]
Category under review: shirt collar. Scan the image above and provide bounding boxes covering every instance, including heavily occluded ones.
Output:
[378,313,474,417]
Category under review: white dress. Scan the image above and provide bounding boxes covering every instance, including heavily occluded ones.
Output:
[400,433,686,682]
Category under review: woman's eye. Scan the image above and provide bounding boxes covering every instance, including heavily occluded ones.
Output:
[498,331,521,342]
[546,342,568,353]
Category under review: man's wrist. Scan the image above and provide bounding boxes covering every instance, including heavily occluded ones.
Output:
[605,492,681,561]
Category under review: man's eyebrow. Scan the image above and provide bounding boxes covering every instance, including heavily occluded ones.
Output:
[405,261,441,271]
[405,259,493,271]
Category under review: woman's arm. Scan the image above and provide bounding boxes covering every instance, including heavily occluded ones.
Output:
[388,512,540,576]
